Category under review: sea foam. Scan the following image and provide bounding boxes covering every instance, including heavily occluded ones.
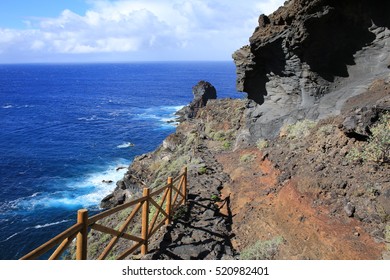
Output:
[5,160,130,212]
[117,142,135,149]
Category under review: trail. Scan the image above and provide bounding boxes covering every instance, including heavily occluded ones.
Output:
[144,141,237,260]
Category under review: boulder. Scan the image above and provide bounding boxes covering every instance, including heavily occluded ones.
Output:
[340,101,390,140]
[344,202,356,217]
[176,81,217,121]
[258,14,271,27]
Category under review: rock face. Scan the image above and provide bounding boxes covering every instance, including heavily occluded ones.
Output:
[93,0,390,260]
[176,81,217,121]
[233,0,390,140]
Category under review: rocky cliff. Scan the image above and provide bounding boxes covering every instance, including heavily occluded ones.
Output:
[94,0,390,260]
[233,0,390,139]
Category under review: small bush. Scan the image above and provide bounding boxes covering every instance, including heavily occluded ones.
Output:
[281,120,317,139]
[240,153,256,163]
[317,124,334,136]
[213,131,226,141]
[210,194,221,202]
[347,113,389,163]
[184,133,197,147]
[222,141,231,150]
[363,113,389,163]
[385,224,390,255]
[240,236,283,260]
[198,166,207,175]
[256,138,269,150]
[346,147,363,162]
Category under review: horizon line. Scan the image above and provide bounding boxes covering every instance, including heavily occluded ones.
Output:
[0,60,235,65]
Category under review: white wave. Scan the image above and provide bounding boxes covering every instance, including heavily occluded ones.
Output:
[19,105,35,109]
[77,115,113,122]
[33,219,69,229]
[108,111,121,117]
[43,161,130,208]
[0,192,42,212]
[161,105,185,112]
[77,115,98,121]
[0,219,70,243]
[2,104,35,109]
[30,192,40,198]
[133,105,184,127]
[117,142,135,149]
[2,160,130,212]
[161,117,179,124]
[1,231,22,243]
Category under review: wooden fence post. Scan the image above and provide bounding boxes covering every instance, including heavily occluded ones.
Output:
[141,188,150,255]
[76,209,88,260]
[183,167,188,205]
[166,177,173,225]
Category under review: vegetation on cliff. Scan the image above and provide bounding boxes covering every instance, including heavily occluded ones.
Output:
[95,0,390,260]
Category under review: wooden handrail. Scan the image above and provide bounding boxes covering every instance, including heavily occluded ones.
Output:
[49,232,78,260]
[88,196,147,225]
[149,182,170,197]
[76,209,88,260]
[141,188,150,255]
[172,171,186,183]
[20,223,83,260]
[166,177,173,226]
[97,202,143,260]
[20,167,188,260]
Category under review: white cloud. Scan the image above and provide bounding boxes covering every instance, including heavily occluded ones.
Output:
[0,0,285,62]
[255,0,286,15]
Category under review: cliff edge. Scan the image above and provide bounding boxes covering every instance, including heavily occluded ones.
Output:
[233,0,390,139]
[94,0,390,260]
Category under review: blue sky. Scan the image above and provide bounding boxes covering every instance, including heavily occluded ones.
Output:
[0,0,285,63]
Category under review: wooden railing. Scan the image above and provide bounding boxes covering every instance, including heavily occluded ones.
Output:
[20,167,187,260]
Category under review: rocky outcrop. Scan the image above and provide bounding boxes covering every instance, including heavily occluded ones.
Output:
[340,79,390,140]
[176,81,217,121]
[100,170,144,209]
[94,0,390,260]
[233,0,390,140]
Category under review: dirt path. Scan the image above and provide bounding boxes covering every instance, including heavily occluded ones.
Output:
[144,143,237,260]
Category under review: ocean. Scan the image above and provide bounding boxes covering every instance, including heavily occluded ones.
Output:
[0,62,240,260]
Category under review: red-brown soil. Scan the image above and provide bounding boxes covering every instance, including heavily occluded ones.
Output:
[216,148,384,259]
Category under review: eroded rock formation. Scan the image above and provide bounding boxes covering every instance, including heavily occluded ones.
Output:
[176,80,217,121]
[233,0,390,139]
[95,0,390,260]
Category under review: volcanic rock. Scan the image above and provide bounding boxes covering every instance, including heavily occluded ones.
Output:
[233,0,390,140]
[176,81,217,121]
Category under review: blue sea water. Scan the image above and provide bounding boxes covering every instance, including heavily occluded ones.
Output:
[0,62,240,259]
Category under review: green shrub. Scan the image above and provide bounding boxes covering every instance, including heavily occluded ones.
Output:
[256,138,269,150]
[317,124,334,136]
[240,153,256,163]
[363,113,389,163]
[346,147,363,162]
[282,120,317,139]
[210,194,221,202]
[385,224,390,255]
[184,133,197,147]
[240,236,283,260]
[198,166,207,175]
[347,113,389,163]
[213,131,226,141]
[222,141,232,150]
